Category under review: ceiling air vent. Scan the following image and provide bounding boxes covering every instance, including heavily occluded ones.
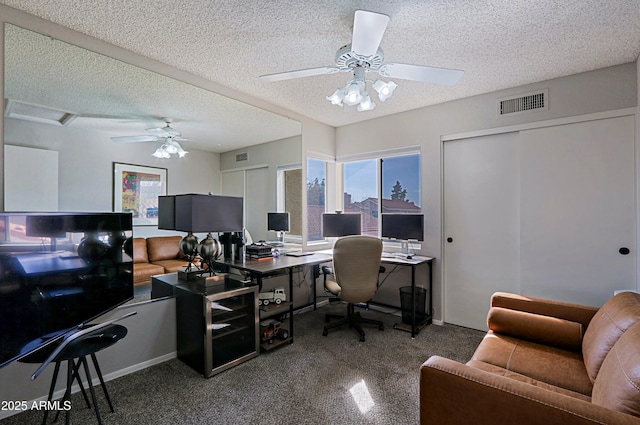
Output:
[236,153,248,162]
[498,89,548,117]
[4,99,78,126]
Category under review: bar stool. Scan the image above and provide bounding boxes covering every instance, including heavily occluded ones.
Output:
[22,324,127,425]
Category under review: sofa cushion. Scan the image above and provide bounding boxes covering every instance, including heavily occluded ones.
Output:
[147,236,184,262]
[488,306,583,351]
[591,322,640,418]
[132,238,149,264]
[472,331,593,395]
[582,291,640,382]
[133,262,164,285]
[466,359,591,402]
[151,259,191,273]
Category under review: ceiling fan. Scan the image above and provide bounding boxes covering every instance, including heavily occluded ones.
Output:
[110,118,189,158]
[259,10,464,111]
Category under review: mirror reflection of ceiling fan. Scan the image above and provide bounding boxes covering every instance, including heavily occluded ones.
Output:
[111,118,189,158]
[260,10,464,111]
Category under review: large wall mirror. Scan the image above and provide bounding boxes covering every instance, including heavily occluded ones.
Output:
[3,23,302,303]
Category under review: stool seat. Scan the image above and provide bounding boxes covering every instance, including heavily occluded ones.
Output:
[21,324,127,425]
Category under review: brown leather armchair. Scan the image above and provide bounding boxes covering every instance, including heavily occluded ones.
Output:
[421,292,640,424]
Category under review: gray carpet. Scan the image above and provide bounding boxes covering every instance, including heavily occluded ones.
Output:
[0,303,484,425]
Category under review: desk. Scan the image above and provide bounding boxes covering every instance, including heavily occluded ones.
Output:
[317,250,433,338]
[213,253,332,346]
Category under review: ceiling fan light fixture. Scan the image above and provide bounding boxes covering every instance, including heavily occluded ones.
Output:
[343,80,364,106]
[357,92,376,111]
[326,88,345,106]
[164,140,179,154]
[152,146,170,158]
[373,80,397,101]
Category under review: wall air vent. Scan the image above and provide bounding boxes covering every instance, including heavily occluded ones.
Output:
[498,89,548,117]
[236,153,248,162]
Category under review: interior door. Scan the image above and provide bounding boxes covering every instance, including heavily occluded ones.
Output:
[518,116,636,306]
[443,132,521,330]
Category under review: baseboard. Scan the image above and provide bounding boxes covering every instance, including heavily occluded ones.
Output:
[0,352,177,420]
[293,299,329,315]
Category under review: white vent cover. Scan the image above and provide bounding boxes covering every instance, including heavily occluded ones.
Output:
[236,152,248,162]
[498,89,548,117]
[4,99,78,126]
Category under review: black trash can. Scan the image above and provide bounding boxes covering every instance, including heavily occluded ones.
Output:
[399,286,427,325]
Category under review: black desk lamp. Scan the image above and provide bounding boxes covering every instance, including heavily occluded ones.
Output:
[159,194,244,285]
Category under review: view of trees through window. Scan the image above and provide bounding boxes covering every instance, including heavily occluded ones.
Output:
[344,154,421,237]
[307,158,326,241]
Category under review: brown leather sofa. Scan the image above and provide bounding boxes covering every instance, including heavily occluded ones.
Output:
[133,236,191,286]
[421,291,640,424]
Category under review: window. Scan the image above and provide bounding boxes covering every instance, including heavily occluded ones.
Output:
[382,154,421,212]
[342,152,421,237]
[344,160,378,236]
[307,158,326,241]
[277,165,302,237]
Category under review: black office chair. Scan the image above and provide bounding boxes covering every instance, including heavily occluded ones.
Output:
[322,235,384,342]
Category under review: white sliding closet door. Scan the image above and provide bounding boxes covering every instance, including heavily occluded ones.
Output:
[443,115,636,331]
[443,132,521,330]
[221,168,270,241]
[519,116,636,306]
[245,167,269,241]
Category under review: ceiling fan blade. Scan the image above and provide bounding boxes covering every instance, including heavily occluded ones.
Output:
[351,10,390,58]
[110,135,159,143]
[259,66,340,82]
[378,63,464,85]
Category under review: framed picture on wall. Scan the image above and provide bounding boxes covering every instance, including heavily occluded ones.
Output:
[113,163,167,226]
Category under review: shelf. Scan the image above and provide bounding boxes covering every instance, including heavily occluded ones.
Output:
[259,301,292,317]
[210,301,249,318]
[211,323,250,340]
[260,337,292,352]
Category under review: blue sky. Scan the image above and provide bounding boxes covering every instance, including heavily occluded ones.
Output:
[307,155,420,206]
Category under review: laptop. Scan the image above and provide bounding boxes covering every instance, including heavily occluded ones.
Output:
[285,251,314,257]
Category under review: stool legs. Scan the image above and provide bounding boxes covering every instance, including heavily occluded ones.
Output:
[43,354,112,425]
[90,353,114,413]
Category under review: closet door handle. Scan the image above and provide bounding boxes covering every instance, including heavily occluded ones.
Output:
[619,247,630,255]
[446,237,453,243]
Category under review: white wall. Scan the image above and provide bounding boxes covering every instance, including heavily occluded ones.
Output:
[336,62,638,323]
[4,118,220,238]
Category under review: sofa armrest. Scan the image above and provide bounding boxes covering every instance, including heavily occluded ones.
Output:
[491,292,599,331]
[487,306,583,351]
[421,356,640,425]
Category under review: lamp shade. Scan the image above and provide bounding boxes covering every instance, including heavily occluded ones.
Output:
[174,194,244,233]
[158,195,176,230]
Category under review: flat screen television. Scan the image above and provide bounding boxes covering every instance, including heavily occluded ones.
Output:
[381,213,424,241]
[267,212,290,232]
[0,212,133,369]
[322,213,362,237]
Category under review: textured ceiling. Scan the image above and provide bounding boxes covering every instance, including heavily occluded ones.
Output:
[2,0,640,150]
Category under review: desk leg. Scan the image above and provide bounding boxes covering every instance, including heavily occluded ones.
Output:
[288,268,294,343]
[411,265,416,338]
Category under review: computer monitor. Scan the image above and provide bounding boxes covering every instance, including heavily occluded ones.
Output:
[322,213,362,237]
[267,212,290,232]
[381,214,424,241]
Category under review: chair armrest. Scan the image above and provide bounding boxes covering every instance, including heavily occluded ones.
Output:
[420,356,640,425]
[491,292,599,331]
